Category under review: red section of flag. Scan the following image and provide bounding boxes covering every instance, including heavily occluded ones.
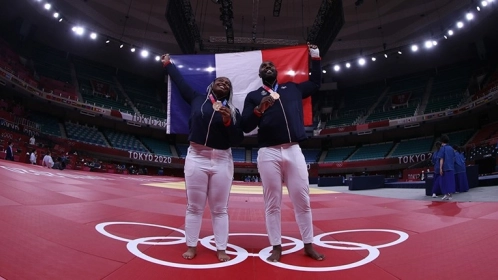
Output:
[261,45,313,126]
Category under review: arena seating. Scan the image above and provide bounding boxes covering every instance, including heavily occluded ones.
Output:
[73,57,133,113]
[65,122,107,146]
[323,146,356,162]
[366,74,429,122]
[325,84,384,128]
[325,115,359,128]
[390,137,434,157]
[117,71,166,119]
[140,137,173,156]
[424,64,470,113]
[251,148,258,163]
[32,44,72,84]
[444,129,475,146]
[348,142,394,161]
[468,122,498,145]
[302,149,322,163]
[232,147,246,162]
[102,130,149,152]
[27,112,62,137]
[176,144,189,158]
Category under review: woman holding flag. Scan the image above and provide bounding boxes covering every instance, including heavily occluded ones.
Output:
[161,54,244,262]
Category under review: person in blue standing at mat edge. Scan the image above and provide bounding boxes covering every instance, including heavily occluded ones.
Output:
[161,54,244,262]
[431,141,442,198]
[240,43,324,262]
[453,145,469,193]
[439,134,456,200]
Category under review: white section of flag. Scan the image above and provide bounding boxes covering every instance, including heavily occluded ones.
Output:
[214,51,263,114]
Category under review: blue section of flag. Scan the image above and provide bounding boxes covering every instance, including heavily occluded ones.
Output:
[168,54,216,134]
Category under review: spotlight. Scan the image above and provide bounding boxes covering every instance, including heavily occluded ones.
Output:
[131,47,136,52]
[140,49,149,57]
[444,35,448,39]
[334,65,340,71]
[53,12,59,18]
[358,58,366,66]
[322,70,327,73]
[371,57,376,61]
[448,30,454,36]
[155,56,161,61]
[72,26,85,36]
[105,39,110,44]
[457,21,464,29]
[432,40,438,46]
[424,41,433,49]
[119,44,124,49]
[345,63,351,68]
[398,50,402,55]
[466,13,474,21]
[90,32,97,40]
[44,3,51,10]
[411,44,419,52]
[384,53,388,58]
[481,1,488,7]
[477,6,481,11]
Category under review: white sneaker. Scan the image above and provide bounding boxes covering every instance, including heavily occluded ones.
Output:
[432,194,437,198]
[442,195,448,200]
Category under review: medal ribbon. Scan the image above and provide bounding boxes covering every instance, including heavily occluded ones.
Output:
[208,94,227,106]
[262,84,279,95]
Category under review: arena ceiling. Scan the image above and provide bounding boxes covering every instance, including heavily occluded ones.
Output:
[1,0,497,82]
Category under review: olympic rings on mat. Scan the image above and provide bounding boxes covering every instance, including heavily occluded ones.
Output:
[95,222,409,271]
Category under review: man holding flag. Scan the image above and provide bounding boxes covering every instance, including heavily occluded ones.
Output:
[241,43,324,262]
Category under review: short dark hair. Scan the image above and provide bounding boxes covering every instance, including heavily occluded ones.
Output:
[440,134,449,143]
[435,141,442,149]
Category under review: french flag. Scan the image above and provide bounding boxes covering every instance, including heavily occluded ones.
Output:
[166,45,313,134]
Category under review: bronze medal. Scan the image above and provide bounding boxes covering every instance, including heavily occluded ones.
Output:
[213,101,222,111]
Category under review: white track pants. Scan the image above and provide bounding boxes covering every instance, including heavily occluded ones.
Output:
[184,142,233,250]
[257,143,313,245]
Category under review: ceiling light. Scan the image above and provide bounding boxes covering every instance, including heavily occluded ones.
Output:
[72,26,85,36]
[345,63,351,68]
[155,56,161,61]
[384,53,388,58]
[398,51,402,55]
[322,70,327,73]
[477,6,481,11]
[334,65,340,71]
[481,1,488,7]
[424,41,433,49]
[456,21,464,29]
[432,40,438,46]
[448,30,454,36]
[53,12,59,18]
[358,58,366,66]
[140,49,149,57]
[119,44,124,49]
[411,44,419,52]
[371,57,376,61]
[44,3,51,10]
[466,13,474,21]
[131,47,136,52]
[90,33,97,40]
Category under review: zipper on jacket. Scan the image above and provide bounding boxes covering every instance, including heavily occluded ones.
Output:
[277,100,292,142]
[204,111,216,145]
